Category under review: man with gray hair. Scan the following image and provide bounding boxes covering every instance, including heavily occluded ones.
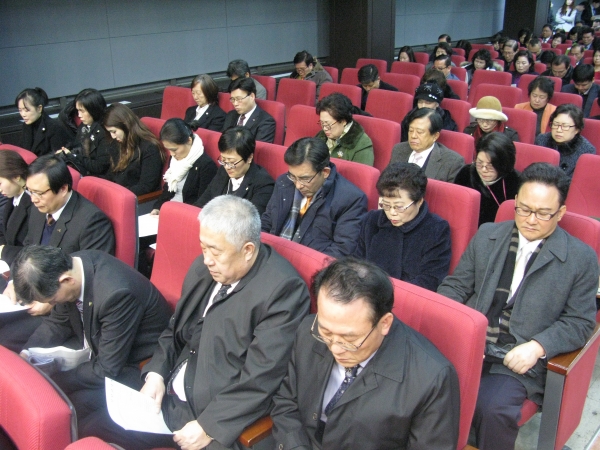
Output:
[226,59,267,100]
[87,195,310,450]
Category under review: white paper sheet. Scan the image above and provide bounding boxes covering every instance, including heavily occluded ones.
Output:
[0,260,9,274]
[105,378,173,434]
[0,294,28,313]
[138,213,160,237]
[28,346,91,371]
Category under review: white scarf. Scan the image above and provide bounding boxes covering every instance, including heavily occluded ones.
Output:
[163,134,205,193]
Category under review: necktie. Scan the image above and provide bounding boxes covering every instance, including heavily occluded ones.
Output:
[47,214,55,226]
[324,365,360,416]
[299,197,312,217]
[413,153,424,166]
[237,114,246,126]
[509,246,533,301]
[214,284,231,303]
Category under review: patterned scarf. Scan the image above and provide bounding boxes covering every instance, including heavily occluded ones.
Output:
[279,189,303,241]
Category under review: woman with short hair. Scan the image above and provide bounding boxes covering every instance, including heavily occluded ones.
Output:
[464,96,520,145]
[0,150,31,249]
[510,50,538,85]
[514,76,557,135]
[183,74,226,132]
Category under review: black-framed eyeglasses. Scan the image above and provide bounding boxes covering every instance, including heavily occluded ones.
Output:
[229,94,250,104]
[378,201,415,213]
[218,157,245,169]
[287,171,319,186]
[550,122,576,130]
[515,206,561,221]
[474,160,495,171]
[310,314,376,352]
[317,120,338,131]
[25,187,52,199]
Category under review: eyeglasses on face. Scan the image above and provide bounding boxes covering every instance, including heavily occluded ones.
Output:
[287,171,319,186]
[229,94,250,104]
[25,187,52,198]
[474,160,495,171]
[317,120,338,131]
[310,315,376,352]
[218,157,244,169]
[476,118,497,124]
[379,201,415,213]
[550,122,576,130]
[515,206,560,221]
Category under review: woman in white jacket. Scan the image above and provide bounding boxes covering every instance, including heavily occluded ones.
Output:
[555,0,577,32]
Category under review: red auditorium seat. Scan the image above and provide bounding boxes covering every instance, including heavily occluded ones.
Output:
[365,89,413,125]
[353,115,400,171]
[380,72,420,96]
[283,105,320,147]
[276,78,316,122]
[160,85,196,120]
[549,92,583,108]
[256,99,285,145]
[251,74,277,100]
[318,83,362,108]
[513,142,560,172]
[65,437,117,449]
[340,67,359,86]
[503,107,537,144]
[446,79,468,101]
[469,84,522,108]
[441,98,472,133]
[580,118,600,153]
[355,58,387,74]
[517,74,563,102]
[566,153,600,217]
[390,61,425,78]
[139,117,171,205]
[333,158,380,210]
[253,141,288,180]
[470,70,512,93]
[453,48,466,57]
[322,66,339,83]
[193,127,222,164]
[218,92,235,113]
[438,130,474,164]
[450,66,467,82]
[413,52,430,65]
[0,144,37,163]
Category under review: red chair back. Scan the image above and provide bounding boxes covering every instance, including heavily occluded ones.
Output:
[549,91,583,108]
[581,118,600,154]
[352,115,400,171]
[356,58,387,73]
[566,153,600,218]
[284,105,321,147]
[451,63,467,80]
[0,144,37,164]
[517,74,563,101]
[545,48,563,55]
[470,70,512,92]
[446,79,468,101]
[256,99,285,145]
[141,117,171,188]
[78,177,138,268]
[513,142,560,172]
[339,68,359,86]
[469,84,522,108]
[151,202,202,309]
[453,48,466,57]
[503,107,537,144]
[391,279,487,450]
[437,130,474,164]
[193,128,222,165]
[390,61,426,78]
[590,100,600,118]
[0,345,74,450]
[322,66,339,83]
[365,90,413,125]
[276,78,316,117]
[441,98,472,133]
[65,437,116,449]
[218,92,235,113]
[68,167,81,191]
[556,43,571,53]
[161,86,196,120]
[585,49,595,58]
[251,74,277,101]
[380,73,420,96]
[332,158,380,211]
[318,84,362,108]
[253,141,288,180]
[414,52,430,65]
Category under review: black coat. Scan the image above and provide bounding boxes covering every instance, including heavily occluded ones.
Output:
[184,104,227,132]
[222,106,276,143]
[359,80,399,110]
[0,193,32,247]
[108,139,164,196]
[20,113,71,156]
[65,122,118,177]
[152,153,217,211]
[194,162,274,216]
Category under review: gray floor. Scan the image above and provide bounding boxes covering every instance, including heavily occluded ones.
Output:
[515,348,600,450]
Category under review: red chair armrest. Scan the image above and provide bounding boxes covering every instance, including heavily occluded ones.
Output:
[547,324,600,376]
[238,416,273,447]
[137,190,162,204]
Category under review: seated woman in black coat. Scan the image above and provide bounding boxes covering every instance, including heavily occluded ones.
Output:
[0,150,31,251]
[57,88,115,177]
[194,127,274,215]
[104,103,164,196]
[509,49,538,86]
[355,162,451,291]
[15,87,71,156]
[454,132,520,226]
[151,118,217,214]
[184,74,226,132]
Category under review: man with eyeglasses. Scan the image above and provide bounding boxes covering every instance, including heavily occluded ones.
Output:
[271,257,460,449]
[561,64,600,117]
[541,55,574,84]
[0,154,114,352]
[261,137,367,257]
[290,50,333,102]
[221,77,276,143]
[438,163,597,450]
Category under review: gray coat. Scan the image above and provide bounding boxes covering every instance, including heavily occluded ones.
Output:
[389,141,464,182]
[437,220,597,402]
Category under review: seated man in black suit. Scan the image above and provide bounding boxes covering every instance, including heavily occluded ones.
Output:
[357,64,398,110]
[222,77,276,143]
[84,196,310,450]
[271,258,460,449]
[0,155,115,351]
[541,55,574,85]
[261,137,367,258]
[14,246,170,434]
[561,64,599,117]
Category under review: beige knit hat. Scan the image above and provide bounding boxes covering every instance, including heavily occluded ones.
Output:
[469,96,508,122]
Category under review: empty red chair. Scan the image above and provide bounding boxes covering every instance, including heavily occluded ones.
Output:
[566,153,600,217]
[353,115,400,171]
[256,99,285,145]
[581,118,600,153]
[514,142,560,172]
[450,66,467,82]
[590,100,600,118]
[253,141,288,180]
[276,78,316,122]
[251,74,277,100]
[218,92,235,113]
[549,91,583,108]
[284,105,320,146]
[0,144,37,164]
[503,107,536,144]
[438,130,474,164]
[193,127,222,164]
[584,49,594,58]
[340,67,359,86]
[318,83,362,108]
[451,55,466,66]
[356,58,387,74]
[380,73,420,96]
[390,61,426,78]
[453,48,466,57]
[78,177,138,268]
[469,84,522,108]
[322,66,339,83]
[414,52,430,65]
[441,98,472,133]
[534,62,548,74]
[160,86,196,120]
[365,90,413,125]
[470,70,512,92]
[333,158,380,210]
[446,79,468,101]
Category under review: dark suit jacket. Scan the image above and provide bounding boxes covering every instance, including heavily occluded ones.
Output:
[561,83,600,118]
[65,122,118,177]
[194,162,274,216]
[389,141,464,182]
[20,113,71,156]
[0,193,32,247]
[184,104,227,132]
[222,106,276,144]
[1,190,115,266]
[271,316,460,450]
[153,152,217,211]
[24,251,171,392]
[142,245,310,448]
[108,139,164,196]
